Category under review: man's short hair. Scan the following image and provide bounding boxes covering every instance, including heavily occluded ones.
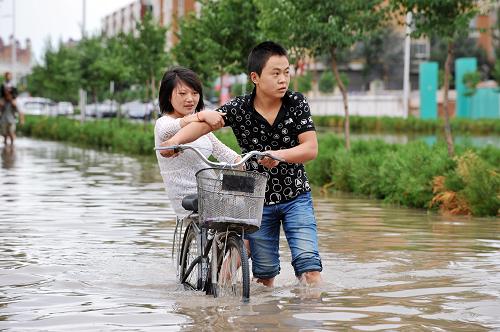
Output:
[247,41,287,76]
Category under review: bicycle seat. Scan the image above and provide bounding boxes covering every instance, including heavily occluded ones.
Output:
[182,194,198,212]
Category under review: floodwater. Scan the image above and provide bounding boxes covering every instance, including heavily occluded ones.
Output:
[1,137,499,331]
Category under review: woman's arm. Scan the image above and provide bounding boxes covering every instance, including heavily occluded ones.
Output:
[207,132,239,164]
[179,110,225,129]
[158,112,226,157]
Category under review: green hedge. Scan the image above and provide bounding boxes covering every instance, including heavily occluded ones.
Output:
[305,135,499,217]
[18,116,499,216]
[20,116,154,155]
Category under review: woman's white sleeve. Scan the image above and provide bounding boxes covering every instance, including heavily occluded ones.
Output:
[154,117,182,144]
[208,133,239,163]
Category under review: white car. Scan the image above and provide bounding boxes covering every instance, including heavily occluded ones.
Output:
[53,102,74,116]
[16,97,53,115]
[84,100,118,118]
[122,100,154,119]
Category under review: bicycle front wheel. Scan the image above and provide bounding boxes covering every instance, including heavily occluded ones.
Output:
[180,225,204,290]
[214,235,250,301]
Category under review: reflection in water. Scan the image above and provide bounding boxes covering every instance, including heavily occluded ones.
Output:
[0,137,499,331]
[1,145,15,169]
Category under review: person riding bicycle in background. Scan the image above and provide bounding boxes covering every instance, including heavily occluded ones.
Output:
[159,41,323,287]
[154,66,240,218]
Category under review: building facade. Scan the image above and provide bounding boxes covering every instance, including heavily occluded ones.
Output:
[101,0,199,49]
[0,36,33,82]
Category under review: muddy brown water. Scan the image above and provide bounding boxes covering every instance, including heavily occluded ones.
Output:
[1,138,499,331]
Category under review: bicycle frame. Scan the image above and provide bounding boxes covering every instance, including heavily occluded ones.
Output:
[155,144,281,300]
[178,213,244,291]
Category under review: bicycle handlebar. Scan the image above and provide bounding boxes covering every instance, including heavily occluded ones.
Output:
[154,144,284,168]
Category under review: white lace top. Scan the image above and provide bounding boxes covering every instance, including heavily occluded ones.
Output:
[154,115,239,218]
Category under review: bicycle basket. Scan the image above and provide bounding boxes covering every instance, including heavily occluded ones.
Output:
[196,168,267,234]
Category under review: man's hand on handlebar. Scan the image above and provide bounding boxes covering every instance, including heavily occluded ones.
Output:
[258,150,286,169]
[198,111,226,129]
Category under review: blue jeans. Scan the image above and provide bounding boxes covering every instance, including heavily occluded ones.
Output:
[247,191,322,279]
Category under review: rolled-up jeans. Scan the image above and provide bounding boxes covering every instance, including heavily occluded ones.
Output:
[246,191,322,279]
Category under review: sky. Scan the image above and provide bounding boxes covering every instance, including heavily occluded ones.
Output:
[0,0,133,63]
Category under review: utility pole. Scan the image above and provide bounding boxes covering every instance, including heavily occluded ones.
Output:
[10,0,16,83]
[82,0,86,38]
[80,0,87,122]
[402,11,412,118]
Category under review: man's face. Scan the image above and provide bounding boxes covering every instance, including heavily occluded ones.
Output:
[252,55,290,99]
[4,73,12,82]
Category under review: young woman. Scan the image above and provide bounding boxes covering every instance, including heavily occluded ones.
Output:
[154,66,239,218]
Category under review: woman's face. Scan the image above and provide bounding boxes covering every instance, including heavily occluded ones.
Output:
[170,81,200,118]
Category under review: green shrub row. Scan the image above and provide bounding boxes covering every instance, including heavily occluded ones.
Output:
[18,116,499,216]
[20,116,154,155]
[313,115,500,134]
[305,134,499,217]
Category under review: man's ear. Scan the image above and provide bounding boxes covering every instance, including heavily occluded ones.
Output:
[250,72,259,85]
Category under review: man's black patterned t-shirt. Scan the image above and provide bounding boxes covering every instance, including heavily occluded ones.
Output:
[218,89,315,205]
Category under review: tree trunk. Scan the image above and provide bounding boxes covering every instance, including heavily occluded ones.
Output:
[293,62,299,91]
[150,74,157,121]
[331,47,350,150]
[144,79,150,129]
[292,57,302,91]
[443,42,455,157]
[312,58,319,97]
[219,69,225,106]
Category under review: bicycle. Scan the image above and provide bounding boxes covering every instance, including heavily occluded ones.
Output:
[154,144,281,302]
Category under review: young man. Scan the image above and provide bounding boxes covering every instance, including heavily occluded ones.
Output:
[160,41,322,286]
[0,72,24,146]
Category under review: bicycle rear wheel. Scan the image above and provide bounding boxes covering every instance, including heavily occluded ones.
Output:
[180,225,205,290]
[213,234,250,301]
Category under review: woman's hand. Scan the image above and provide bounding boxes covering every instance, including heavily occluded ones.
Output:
[158,139,180,158]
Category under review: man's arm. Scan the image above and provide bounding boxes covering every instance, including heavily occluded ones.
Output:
[158,121,215,157]
[259,131,318,168]
[178,110,225,129]
[158,110,226,157]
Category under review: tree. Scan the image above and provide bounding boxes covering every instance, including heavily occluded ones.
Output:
[255,0,309,90]
[352,28,404,90]
[430,33,492,85]
[319,70,335,94]
[28,41,81,103]
[77,36,110,103]
[286,0,388,149]
[391,0,482,157]
[173,12,219,83]
[127,12,169,110]
[174,0,259,103]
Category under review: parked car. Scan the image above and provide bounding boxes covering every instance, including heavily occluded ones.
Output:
[52,102,74,116]
[122,100,154,120]
[84,100,118,118]
[16,97,53,115]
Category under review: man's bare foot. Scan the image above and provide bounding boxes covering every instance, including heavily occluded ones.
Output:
[299,271,322,286]
[256,277,274,287]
